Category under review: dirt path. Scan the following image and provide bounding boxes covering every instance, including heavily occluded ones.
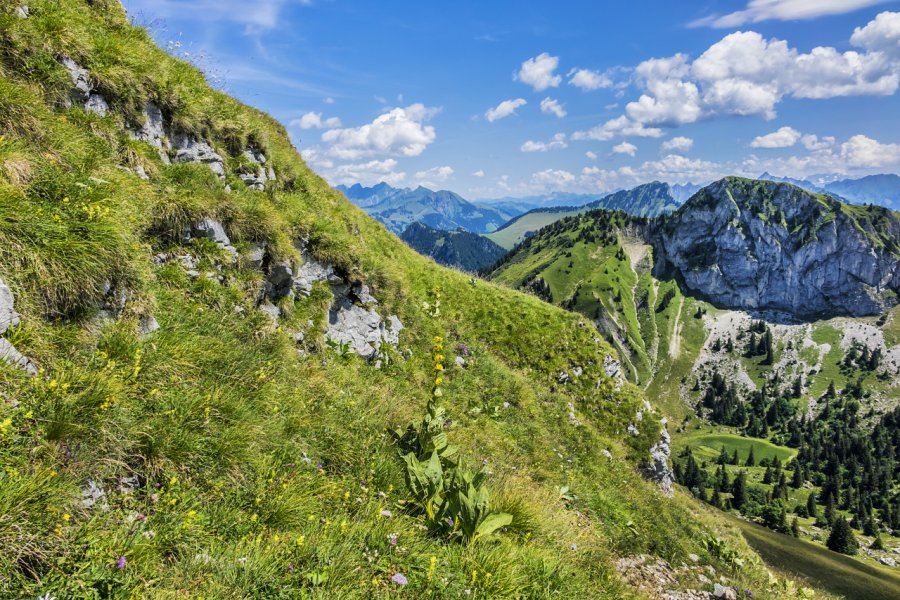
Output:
[668,296,684,359]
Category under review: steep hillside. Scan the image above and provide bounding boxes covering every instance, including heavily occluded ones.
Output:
[654,177,900,319]
[0,2,816,599]
[400,222,507,272]
[337,183,508,235]
[487,182,681,250]
[488,180,900,585]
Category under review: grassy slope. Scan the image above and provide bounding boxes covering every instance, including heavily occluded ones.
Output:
[485,208,583,250]
[729,515,900,600]
[0,2,819,598]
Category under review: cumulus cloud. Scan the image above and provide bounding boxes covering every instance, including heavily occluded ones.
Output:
[320,104,439,159]
[291,111,342,130]
[415,166,455,187]
[612,141,638,156]
[661,136,694,153]
[692,0,888,28]
[521,133,568,152]
[485,98,527,122]
[579,14,900,140]
[516,53,562,91]
[322,159,407,187]
[839,134,900,168]
[531,168,576,189]
[572,115,663,141]
[568,68,612,90]
[586,151,599,160]
[540,97,567,118]
[750,126,802,148]
[851,11,900,59]
[801,134,836,150]
[473,169,485,177]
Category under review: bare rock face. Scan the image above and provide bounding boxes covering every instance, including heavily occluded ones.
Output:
[0,277,37,376]
[60,56,109,115]
[171,134,225,178]
[239,148,275,190]
[129,102,170,164]
[641,424,674,496]
[191,217,237,257]
[653,177,900,319]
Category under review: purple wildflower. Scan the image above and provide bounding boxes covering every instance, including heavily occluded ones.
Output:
[380,509,392,518]
[446,517,454,527]
[288,564,295,571]
[388,533,398,545]
[570,543,578,551]
[392,573,408,586]
[116,556,126,569]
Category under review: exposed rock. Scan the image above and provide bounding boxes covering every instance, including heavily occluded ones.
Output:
[85,93,109,116]
[192,217,237,256]
[139,315,159,336]
[60,56,109,116]
[0,277,37,376]
[81,480,108,510]
[557,371,569,384]
[641,424,675,496]
[130,103,170,164]
[246,243,266,269]
[259,303,281,323]
[326,295,403,359]
[712,584,737,600]
[880,556,898,567]
[602,448,613,460]
[16,5,29,18]
[171,133,225,178]
[455,355,466,368]
[0,277,20,334]
[266,262,295,299]
[653,178,900,319]
[603,354,621,379]
[239,148,273,190]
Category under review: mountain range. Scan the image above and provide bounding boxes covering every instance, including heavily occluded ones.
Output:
[336,183,511,235]
[759,172,900,208]
[399,222,507,272]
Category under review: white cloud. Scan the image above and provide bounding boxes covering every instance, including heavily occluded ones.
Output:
[516,53,562,91]
[586,151,598,160]
[531,169,576,189]
[612,141,638,157]
[587,15,900,139]
[321,158,407,187]
[692,0,888,28]
[485,98,527,122]
[839,134,900,168]
[521,133,568,152]
[473,169,486,177]
[323,96,335,104]
[291,111,342,130]
[320,104,439,160]
[625,79,703,126]
[851,11,900,59]
[750,126,802,148]
[540,97,567,118]
[661,136,694,153]
[415,166,455,187]
[572,115,664,141]
[801,134,836,150]
[568,68,612,90]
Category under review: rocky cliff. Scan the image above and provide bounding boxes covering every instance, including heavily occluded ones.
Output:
[653,177,900,319]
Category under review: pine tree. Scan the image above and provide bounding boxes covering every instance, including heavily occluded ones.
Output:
[731,471,748,510]
[806,493,818,519]
[791,517,800,537]
[826,518,859,555]
[745,446,756,467]
[791,465,803,489]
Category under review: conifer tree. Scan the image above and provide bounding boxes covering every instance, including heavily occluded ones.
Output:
[826,517,858,555]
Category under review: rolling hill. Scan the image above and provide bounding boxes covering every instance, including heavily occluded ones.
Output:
[400,222,507,272]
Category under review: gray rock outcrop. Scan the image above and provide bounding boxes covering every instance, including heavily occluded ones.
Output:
[239,148,276,190]
[641,424,674,496]
[0,277,37,376]
[60,56,109,116]
[171,134,225,178]
[16,6,30,18]
[653,177,900,319]
[129,103,170,164]
[191,217,237,256]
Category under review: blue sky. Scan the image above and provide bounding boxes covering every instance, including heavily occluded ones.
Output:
[121,0,900,198]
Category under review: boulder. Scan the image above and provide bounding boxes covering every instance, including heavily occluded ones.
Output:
[130,103,170,164]
[16,5,29,18]
[246,242,267,269]
[880,556,897,567]
[192,217,236,256]
[641,425,675,496]
[0,277,20,334]
[60,56,92,101]
[713,584,737,600]
[139,315,160,336]
[0,339,38,377]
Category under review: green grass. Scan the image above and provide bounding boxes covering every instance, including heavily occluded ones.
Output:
[485,208,584,250]
[674,431,797,465]
[729,515,900,600]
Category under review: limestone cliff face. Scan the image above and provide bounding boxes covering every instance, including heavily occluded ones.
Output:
[652,177,900,319]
